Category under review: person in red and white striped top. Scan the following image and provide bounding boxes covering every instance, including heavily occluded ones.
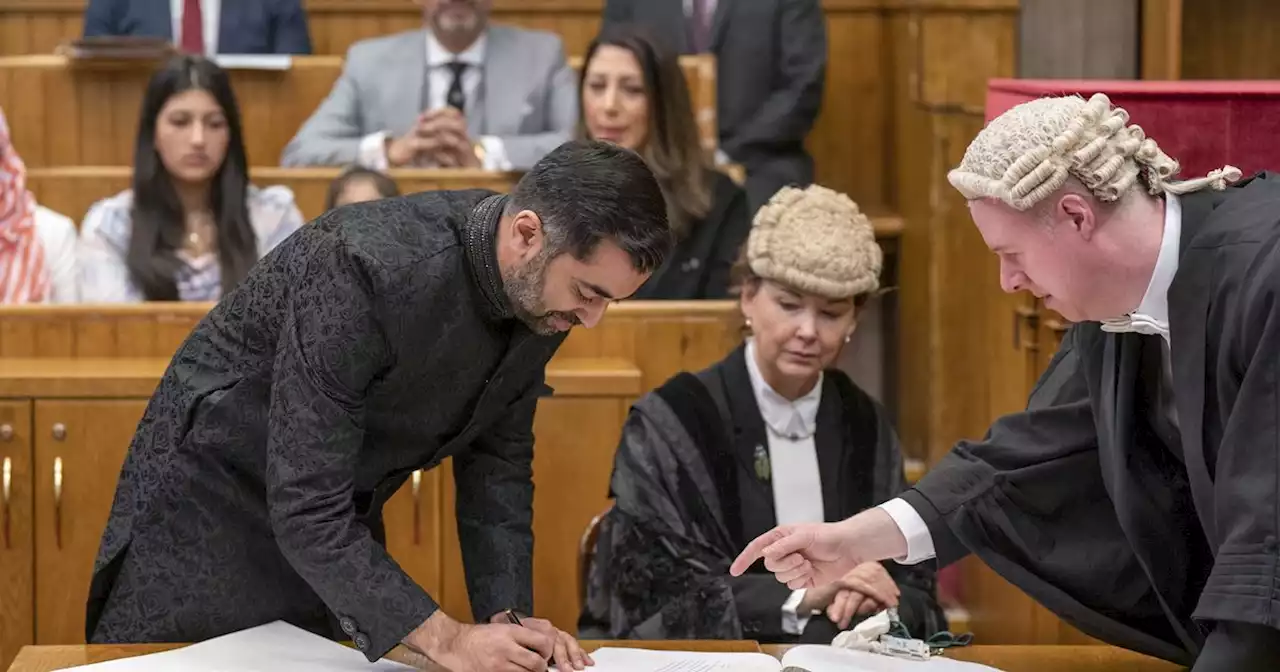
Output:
[0,108,78,304]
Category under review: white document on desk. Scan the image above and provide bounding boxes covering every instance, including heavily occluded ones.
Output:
[585,646,1005,672]
[64,621,415,671]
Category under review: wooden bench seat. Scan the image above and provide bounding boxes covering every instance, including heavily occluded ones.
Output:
[0,53,716,168]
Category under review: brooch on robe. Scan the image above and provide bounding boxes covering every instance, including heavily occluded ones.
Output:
[754,444,771,483]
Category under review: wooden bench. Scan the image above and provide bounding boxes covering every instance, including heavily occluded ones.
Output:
[0,301,744,390]
[25,166,521,225]
[0,53,717,168]
[0,355,643,670]
[22,166,905,237]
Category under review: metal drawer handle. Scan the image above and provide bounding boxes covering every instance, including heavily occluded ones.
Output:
[411,470,422,546]
[2,457,10,549]
[53,456,63,550]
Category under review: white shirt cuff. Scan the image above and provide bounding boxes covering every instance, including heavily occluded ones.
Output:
[478,136,512,171]
[781,588,812,635]
[358,131,391,170]
[877,498,937,565]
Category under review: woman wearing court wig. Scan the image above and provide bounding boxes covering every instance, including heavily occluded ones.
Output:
[78,55,304,302]
[580,185,945,644]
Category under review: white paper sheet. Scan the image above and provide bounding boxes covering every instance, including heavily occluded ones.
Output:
[582,648,782,672]
[780,645,1006,672]
[64,621,415,671]
[211,54,292,70]
[583,645,1007,672]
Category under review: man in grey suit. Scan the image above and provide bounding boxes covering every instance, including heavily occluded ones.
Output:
[281,0,577,171]
[602,0,827,213]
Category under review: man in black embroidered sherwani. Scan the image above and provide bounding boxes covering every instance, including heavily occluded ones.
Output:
[734,93,1280,670]
[85,140,672,672]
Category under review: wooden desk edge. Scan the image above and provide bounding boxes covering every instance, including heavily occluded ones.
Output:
[0,356,641,398]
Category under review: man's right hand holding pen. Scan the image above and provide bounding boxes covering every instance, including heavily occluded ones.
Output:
[403,608,594,671]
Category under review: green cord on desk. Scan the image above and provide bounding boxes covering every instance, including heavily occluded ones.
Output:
[885,621,975,649]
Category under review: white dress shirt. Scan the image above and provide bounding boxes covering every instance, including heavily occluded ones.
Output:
[879,195,1185,564]
[743,338,825,634]
[170,0,221,55]
[33,206,78,304]
[357,31,511,171]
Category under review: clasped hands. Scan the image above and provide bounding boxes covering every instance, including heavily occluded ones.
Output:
[729,508,912,630]
[385,107,482,169]
[799,561,900,630]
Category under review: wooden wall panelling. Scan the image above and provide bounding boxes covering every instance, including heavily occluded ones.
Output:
[1140,0,1182,79]
[1179,0,1280,79]
[886,0,1018,465]
[0,305,205,359]
[806,1,888,208]
[33,399,148,644]
[0,0,82,57]
[0,303,744,379]
[0,56,344,168]
[1019,0,1139,79]
[0,400,33,672]
[0,54,716,168]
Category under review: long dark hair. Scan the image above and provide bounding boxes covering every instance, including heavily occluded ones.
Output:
[579,26,712,239]
[127,55,256,301]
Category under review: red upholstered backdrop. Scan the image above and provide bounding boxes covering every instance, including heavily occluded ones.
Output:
[985,79,1280,180]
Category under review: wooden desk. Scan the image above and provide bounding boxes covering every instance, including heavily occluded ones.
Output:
[0,54,716,168]
[0,357,642,670]
[7,641,1185,672]
[761,645,1184,672]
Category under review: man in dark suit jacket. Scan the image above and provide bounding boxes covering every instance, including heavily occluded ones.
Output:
[734,94,1280,670]
[83,0,312,55]
[602,0,827,213]
[84,140,672,672]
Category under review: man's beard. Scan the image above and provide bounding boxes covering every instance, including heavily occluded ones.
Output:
[502,251,580,335]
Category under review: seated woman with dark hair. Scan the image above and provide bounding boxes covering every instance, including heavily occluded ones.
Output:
[325,165,400,211]
[580,185,946,644]
[78,55,305,302]
[579,26,749,299]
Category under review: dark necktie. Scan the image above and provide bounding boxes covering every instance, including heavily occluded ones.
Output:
[181,0,204,54]
[689,0,712,53]
[446,61,468,113]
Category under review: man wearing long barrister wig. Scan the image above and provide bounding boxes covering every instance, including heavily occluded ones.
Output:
[733,92,1280,669]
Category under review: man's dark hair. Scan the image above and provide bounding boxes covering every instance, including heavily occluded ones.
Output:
[507,139,673,273]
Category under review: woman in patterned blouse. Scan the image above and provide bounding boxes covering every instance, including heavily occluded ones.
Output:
[78,55,305,302]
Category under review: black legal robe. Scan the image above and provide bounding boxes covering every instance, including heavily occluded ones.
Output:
[901,172,1280,666]
[580,345,946,643]
[85,190,566,662]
